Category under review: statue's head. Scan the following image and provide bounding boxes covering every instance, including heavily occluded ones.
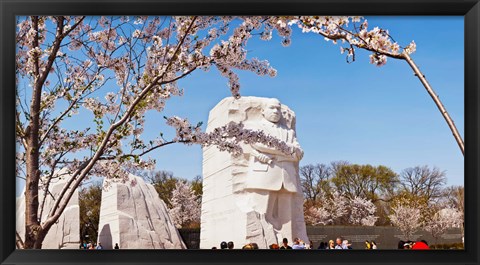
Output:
[262,98,281,123]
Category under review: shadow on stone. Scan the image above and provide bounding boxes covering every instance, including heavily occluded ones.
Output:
[98,224,112,249]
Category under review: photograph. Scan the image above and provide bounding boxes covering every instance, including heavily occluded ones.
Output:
[1,1,479,265]
[14,14,464,250]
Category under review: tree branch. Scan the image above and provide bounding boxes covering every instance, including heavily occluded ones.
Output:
[39,69,101,146]
[16,231,25,249]
[60,17,85,38]
[101,140,190,162]
[42,16,199,229]
[317,20,464,155]
[403,53,464,155]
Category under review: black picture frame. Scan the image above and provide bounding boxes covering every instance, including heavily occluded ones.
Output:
[1,0,479,264]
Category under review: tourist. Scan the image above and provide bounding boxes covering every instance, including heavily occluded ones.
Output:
[220,241,228,249]
[318,242,325,250]
[308,240,314,249]
[365,240,371,249]
[292,238,305,249]
[269,243,279,249]
[327,240,335,249]
[300,239,306,248]
[114,243,119,249]
[342,239,352,249]
[79,241,86,249]
[280,238,292,249]
[242,244,253,250]
[403,241,414,249]
[96,242,103,250]
[371,241,377,249]
[335,237,346,249]
[227,241,234,249]
[251,243,259,249]
[412,240,430,250]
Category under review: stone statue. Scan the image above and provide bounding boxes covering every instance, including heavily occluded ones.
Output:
[16,168,80,249]
[244,98,304,245]
[97,174,186,249]
[200,97,308,249]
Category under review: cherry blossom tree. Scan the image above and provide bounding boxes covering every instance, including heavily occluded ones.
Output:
[16,15,461,249]
[305,191,377,226]
[389,205,423,241]
[15,15,297,249]
[424,208,463,244]
[168,181,201,228]
[304,191,348,225]
[390,190,434,225]
[348,196,378,226]
[440,186,464,238]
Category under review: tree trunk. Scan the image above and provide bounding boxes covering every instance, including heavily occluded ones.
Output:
[24,15,44,249]
[20,15,196,249]
[24,115,43,249]
[403,53,464,156]
[24,144,41,248]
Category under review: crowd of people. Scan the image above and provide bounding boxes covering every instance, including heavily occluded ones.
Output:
[398,240,430,250]
[211,241,235,249]
[79,242,120,250]
[212,237,433,250]
[212,237,372,250]
[363,240,378,249]
[79,238,430,250]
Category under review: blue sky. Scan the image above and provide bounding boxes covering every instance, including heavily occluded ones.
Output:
[151,16,464,186]
[16,16,464,196]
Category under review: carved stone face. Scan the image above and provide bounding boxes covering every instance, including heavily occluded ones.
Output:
[263,100,281,123]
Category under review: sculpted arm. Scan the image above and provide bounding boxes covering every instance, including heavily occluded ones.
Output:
[291,133,304,161]
[251,142,287,157]
[250,139,303,163]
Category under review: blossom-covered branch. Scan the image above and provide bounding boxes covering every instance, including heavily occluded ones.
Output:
[268,16,463,155]
[165,117,302,157]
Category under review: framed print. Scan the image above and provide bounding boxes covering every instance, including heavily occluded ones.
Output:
[1,0,479,265]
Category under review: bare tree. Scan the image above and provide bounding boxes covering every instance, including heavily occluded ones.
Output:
[399,165,447,202]
[440,185,464,214]
[300,163,332,202]
[190,175,203,198]
[330,160,350,175]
